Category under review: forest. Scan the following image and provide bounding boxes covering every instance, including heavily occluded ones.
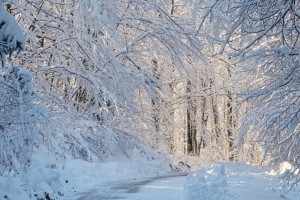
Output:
[0,0,299,199]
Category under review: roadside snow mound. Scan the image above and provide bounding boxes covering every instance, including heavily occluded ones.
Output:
[184,162,235,200]
[279,161,293,174]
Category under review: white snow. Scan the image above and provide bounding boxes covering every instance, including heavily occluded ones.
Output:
[71,161,300,200]
[0,8,299,200]
[1,155,300,200]
[184,162,233,200]
[278,161,293,174]
[0,5,25,53]
[0,144,173,200]
[183,162,299,200]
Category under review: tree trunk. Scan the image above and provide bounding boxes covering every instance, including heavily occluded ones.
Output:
[151,59,160,134]
[209,78,221,145]
[226,67,236,161]
[198,94,207,154]
[186,80,197,155]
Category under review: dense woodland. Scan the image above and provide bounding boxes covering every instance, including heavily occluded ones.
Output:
[0,0,300,189]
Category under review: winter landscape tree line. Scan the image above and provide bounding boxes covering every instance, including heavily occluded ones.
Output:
[0,0,299,191]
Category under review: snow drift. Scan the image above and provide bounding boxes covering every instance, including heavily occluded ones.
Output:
[184,162,235,200]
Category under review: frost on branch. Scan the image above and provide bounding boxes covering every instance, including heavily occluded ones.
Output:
[0,4,25,66]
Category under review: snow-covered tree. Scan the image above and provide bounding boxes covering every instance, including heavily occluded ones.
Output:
[201,0,300,188]
[0,67,42,174]
[0,2,41,174]
[2,0,241,165]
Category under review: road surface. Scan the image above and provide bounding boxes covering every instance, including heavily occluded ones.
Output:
[76,175,187,200]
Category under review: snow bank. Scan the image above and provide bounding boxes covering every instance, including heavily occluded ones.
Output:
[279,161,293,174]
[0,134,172,200]
[183,162,235,200]
[0,154,171,200]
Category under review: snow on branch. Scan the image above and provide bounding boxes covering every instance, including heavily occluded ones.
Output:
[0,4,25,66]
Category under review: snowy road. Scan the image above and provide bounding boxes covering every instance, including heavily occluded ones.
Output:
[121,176,186,200]
[76,175,186,200]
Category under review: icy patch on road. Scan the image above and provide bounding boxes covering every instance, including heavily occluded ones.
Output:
[184,162,235,200]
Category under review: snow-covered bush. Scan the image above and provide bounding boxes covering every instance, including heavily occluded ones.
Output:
[0,66,42,175]
[0,1,37,175]
[44,118,170,164]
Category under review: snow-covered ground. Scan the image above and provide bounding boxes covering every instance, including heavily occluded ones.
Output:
[185,162,300,200]
[1,153,299,200]
[0,139,174,200]
[74,162,300,200]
